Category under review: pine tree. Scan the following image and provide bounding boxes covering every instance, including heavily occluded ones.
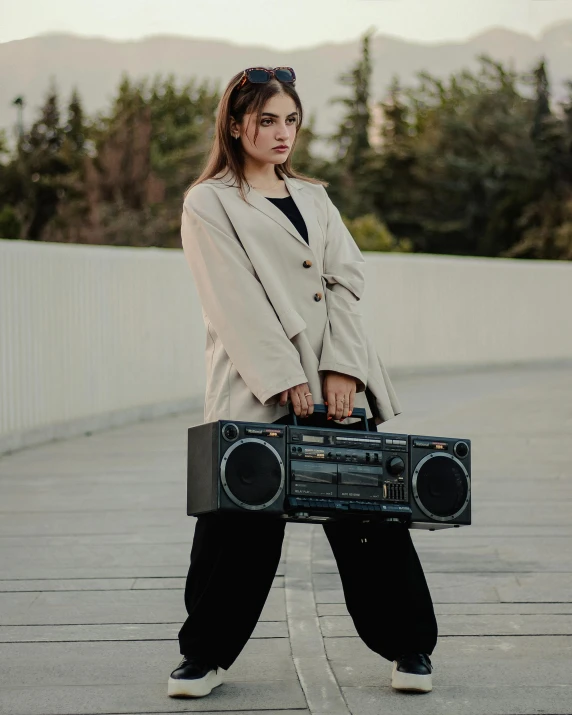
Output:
[328,27,376,217]
[63,87,87,155]
[17,80,70,239]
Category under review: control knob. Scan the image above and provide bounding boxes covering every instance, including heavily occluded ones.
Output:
[222,423,239,441]
[386,456,405,476]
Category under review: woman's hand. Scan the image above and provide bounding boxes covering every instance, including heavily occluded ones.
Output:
[323,371,357,420]
[277,372,357,420]
[278,382,315,418]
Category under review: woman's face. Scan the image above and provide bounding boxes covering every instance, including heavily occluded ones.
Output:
[233,92,299,168]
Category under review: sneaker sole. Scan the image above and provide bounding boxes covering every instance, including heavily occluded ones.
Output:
[167,669,223,698]
[391,662,432,693]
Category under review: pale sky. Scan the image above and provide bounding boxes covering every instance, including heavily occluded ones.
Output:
[1,0,572,49]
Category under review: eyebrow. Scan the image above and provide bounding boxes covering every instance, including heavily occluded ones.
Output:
[261,112,298,118]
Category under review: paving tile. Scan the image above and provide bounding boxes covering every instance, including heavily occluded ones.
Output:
[314,573,510,604]
[317,602,572,616]
[341,685,572,715]
[0,511,190,537]
[320,613,572,637]
[0,681,307,715]
[325,635,572,688]
[0,620,288,643]
[0,586,285,626]
[0,579,136,592]
[0,640,306,714]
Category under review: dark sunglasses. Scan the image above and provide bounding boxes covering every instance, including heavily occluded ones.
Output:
[237,66,296,90]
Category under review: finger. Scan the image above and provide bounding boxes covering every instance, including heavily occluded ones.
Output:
[335,394,346,421]
[305,385,315,415]
[298,386,310,418]
[326,390,336,419]
[279,389,288,406]
[332,393,341,421]
[348,389,355,417]
[290,388,302,417]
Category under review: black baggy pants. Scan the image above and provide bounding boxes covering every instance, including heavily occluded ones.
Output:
[178,415,438,670]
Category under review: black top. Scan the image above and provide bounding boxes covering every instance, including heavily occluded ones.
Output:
[265,195,309,244]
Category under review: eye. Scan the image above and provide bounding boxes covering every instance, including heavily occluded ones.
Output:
[261,116,298,126]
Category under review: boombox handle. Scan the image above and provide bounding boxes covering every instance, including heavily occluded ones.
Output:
[289,403,369,432]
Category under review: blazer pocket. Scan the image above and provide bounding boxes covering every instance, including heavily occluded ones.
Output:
[324,285,362,316]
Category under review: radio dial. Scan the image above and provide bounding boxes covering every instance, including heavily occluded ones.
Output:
[387,456,405,476]
[222,423,239,441]
[454,441,470,459]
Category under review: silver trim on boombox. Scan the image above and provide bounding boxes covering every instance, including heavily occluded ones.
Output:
[411,451,471,522]
[220,437,285,510]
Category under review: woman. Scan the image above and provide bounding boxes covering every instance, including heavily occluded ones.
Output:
[168,66,437,699]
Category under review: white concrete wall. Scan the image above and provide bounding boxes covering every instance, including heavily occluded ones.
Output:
[0,240,205,454]
[1,239,571,454]
[361,252,572,369]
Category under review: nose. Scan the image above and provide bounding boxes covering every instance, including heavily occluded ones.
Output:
[276,122,292,140]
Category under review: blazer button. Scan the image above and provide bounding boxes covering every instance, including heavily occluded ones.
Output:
[313,292,323,301]
[303,260,312,268]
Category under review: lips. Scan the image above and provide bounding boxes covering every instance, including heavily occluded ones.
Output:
[273,145,289,150]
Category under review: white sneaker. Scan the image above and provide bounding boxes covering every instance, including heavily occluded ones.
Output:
[167,656,224,698]
[391,653,433,693]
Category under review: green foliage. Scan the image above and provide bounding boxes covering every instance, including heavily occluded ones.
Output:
[0,42,571,259]
[358,54,571,259]
[0,204,21,239]
[342,213,413,253]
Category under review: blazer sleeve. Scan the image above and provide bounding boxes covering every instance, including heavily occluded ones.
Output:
[317,186,368,393]
[181,183,308,406]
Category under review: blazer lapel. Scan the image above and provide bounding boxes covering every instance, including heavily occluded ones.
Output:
[245,176,314,250]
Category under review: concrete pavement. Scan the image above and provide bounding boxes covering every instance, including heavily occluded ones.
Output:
[1,361,571,714]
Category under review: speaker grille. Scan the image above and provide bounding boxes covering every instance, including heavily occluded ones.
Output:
[221,439,284,510]
[413,454,469,521]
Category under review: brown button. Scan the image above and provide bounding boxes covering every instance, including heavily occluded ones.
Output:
[313,292,322,301]
[303,260,312,268]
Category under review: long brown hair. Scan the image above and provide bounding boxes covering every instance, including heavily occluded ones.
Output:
[185,68,326,201]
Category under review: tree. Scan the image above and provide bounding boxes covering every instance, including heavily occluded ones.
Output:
[328,27,376,217]
[370,76,418,240]
[503,68,572,259]
[41,88,92,243]
[14,80,71,240]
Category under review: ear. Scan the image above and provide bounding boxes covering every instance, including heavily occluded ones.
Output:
[229,116,240,137]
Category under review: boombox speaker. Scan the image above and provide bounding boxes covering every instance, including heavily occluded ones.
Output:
[186,405,471,530]
[407,434,471,529]
[186,418,288,516]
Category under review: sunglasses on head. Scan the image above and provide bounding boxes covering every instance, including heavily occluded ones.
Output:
[237,66,296,90]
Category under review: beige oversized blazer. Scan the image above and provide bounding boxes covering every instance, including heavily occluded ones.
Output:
[180,171,402,427]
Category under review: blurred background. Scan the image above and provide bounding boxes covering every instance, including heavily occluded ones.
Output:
[1,0,572,258]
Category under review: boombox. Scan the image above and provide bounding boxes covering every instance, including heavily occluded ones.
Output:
[186,405,471,530]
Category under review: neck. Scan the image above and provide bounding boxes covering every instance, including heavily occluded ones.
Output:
[243,160,283,188]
